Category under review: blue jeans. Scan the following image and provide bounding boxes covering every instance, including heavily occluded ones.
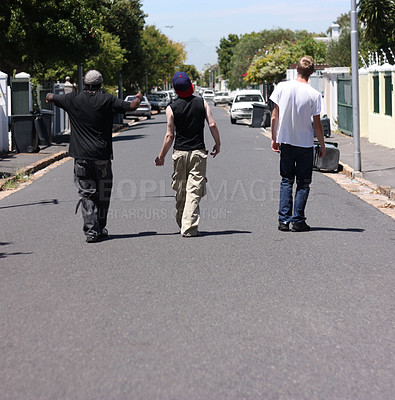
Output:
[279,144,313,224]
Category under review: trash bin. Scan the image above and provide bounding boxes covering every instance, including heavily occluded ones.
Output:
[37,110,53,145]
[312,114,331,138]
[11,114,39,153]
[251,103,268,128]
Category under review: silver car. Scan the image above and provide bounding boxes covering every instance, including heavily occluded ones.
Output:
[155,91,172,107]
[125,95,152,119]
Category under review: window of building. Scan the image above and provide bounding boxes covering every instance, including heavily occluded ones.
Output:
[373,74,379,113]
[384,73,392,116]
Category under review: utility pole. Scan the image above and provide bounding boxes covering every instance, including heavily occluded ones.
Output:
[351,0,362,172]
[78,65,84,94]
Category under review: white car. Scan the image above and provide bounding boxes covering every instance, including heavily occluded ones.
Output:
[155,91,172,107]
[213,91,231,106]
[202,89,215,101]
[230,90,266,124]
[125,95,152,119]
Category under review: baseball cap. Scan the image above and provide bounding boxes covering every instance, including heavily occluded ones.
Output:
[172,71,194,98]
[84,70,103,85]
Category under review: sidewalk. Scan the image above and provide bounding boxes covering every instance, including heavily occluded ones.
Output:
[0,122,133,190]
[330,131,395,198]
[1,124,395,201]
[258,127,395,202]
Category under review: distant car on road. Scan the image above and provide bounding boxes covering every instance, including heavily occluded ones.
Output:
[155,91,172,107]
[125,95,152,119]
[213,91,231,106]
[229,90,266,124]
[202,89,215,101]
[147,94,167,113]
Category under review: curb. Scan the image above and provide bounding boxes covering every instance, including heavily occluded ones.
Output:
[0,151,69,190]
[339,161,395,201]
[260,127,395,202]
[0,121,141,191]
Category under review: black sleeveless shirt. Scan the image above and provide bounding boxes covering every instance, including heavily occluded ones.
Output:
[170,95,206,151]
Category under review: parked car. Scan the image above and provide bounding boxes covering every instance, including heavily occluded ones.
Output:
[147,94,167,113]
[213,91,231,106]
[167,89,177,101]
[229,90,266,124]
[198,87,207,96]
[203,89,215,101]
[228,91,237,105]
[155,91,172,107]
[124,95,152,119]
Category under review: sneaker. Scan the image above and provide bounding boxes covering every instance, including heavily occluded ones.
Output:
[86,235,100,243]
[99,228,108,238]
[278,222,290,231]
[291,221,310,232]
[182,231,200,237]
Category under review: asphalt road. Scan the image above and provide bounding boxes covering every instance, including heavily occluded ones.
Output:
[1,103,394,399]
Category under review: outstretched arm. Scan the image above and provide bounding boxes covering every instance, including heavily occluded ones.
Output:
[129,91,144,111]
[46,93,54,104]
[204,100,221,157]
[155,106,175,166]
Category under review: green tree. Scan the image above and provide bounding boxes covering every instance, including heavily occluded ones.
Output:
[0,0,106,76]
[245,37,327,84]
[141,25,186,92]
[325,29,352,67]
[103,0,146,90]
[216,34,239,80]
[32,28,127,85]
[178,65,200,82]
[226,32,263,90]
[226,29,317,90]
[358,0,395,53]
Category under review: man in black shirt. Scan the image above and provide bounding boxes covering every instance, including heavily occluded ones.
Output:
[46,70,143,242]
[155,71,221,237]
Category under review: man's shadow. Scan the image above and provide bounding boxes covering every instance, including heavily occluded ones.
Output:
[105,230,252,241]
[309,227,365,232]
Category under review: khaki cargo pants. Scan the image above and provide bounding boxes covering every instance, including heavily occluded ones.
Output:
[172,149,207,236]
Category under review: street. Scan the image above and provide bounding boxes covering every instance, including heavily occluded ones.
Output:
[1,105,394,399]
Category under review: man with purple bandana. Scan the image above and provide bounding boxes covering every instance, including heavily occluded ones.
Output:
[155,71,221,237]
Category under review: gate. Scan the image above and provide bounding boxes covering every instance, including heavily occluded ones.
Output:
[337,74,353,136]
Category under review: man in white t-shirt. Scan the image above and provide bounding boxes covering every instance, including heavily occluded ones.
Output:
[270,56,326,232]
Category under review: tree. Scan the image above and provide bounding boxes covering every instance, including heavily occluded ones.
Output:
[325,28,352,67]
[245,37,327,84]
[141,25,186,92]
[226,29,317,90]
[0,0,107,76]
[226,32,264,90]
[216,34,239,80]
[178,65,200,82]
[358,0,395,54]
[103,0,146,90]
[324,6,392,68]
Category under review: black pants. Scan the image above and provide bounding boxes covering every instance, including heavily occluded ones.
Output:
[74,159,113,237]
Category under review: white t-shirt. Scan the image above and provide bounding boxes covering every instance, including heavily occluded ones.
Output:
[270,80,322,147]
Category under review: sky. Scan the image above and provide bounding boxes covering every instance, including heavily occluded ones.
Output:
[141,0,351,71]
